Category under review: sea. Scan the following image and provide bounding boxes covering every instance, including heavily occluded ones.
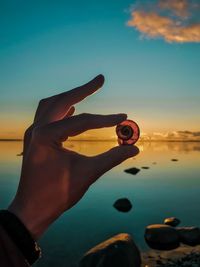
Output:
[0,141,200,267]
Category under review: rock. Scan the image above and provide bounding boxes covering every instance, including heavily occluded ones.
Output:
[145,224,180,250]
[171,159,178,162]
[79,233,141,267]
[113,198,132,212]
[142,246,200,267]
[164,217,181,227]
[177,227,200,246]
[141,166,150,169]
[124,167,140,175]
[156,259,162,264]
[16,152,23,156]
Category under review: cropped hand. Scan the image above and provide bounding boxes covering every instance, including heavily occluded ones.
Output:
[8,75,139,239]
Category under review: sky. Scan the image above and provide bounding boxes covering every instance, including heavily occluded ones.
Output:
[0,0,200,140]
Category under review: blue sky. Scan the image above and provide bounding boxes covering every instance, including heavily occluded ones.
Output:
[0,0,200,139]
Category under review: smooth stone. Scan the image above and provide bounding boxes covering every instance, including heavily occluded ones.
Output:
[177,227,200,246]
[124,167,140,175]
[164,217,181,227]
[113,198,132,212]
[79,233,141,267]
[145,224,180,250]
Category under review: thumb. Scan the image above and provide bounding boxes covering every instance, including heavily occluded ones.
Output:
[87,145,139,184]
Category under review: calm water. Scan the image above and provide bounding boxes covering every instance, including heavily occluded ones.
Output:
[0,141,200,267]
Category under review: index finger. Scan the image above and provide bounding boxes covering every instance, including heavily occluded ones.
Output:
[58,74,105,105]
[37,74,105,125]
[42,113,127,143]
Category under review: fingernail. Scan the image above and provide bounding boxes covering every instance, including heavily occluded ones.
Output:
[97,74,104,79]
[118,113,127,120]
[96,74,105,83]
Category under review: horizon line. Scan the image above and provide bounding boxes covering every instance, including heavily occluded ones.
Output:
[0,139,200,143]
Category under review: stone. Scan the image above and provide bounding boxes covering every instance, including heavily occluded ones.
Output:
[141,166,150,169]
[79,233,141,267]
[16,152,23,156]
[124,167,140,175]
[177,227,200,246]
[113,198,132,212]
[145,224,180,250]
[171,159,178,162]
[164,217,181,227]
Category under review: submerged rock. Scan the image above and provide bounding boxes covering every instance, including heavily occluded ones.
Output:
[79,233,141,267]
[124,167,140,175]
[16,152,23,156]
[145,224,180,250]
[164,217,181,227]
[171,159,178,162]
[113,198,132,212]
[177,227,200,246]
[141,166,150,169]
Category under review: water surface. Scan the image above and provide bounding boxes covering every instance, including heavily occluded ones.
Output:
[0,141,200,267]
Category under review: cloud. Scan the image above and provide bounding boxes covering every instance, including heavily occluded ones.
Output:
[140,130,200,141]
[127,0,200,43]
[177,130,200,137]
[158,0,189,18]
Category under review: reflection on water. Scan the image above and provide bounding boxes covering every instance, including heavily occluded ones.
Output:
[63,140,200,155]
[0,141,200,267]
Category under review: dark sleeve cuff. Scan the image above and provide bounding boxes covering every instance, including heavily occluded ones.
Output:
[0,210,41,265]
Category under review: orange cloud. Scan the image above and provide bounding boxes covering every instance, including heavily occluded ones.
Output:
[158,0,189,18]
[127,0,200,43]
[140,131,200,141]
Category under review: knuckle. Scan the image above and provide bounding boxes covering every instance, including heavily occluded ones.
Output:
[37,96,55,110]
[81,112,89,116]
[79,113,90,119]
[24,125,33,138]
[32,126,47,142]
[78,113,93,128]
[23,125,35,143]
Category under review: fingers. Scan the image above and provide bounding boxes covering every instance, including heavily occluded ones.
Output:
[88,145,139,184]
[33,98,53,124]
[60,74,104,105]
[35,75,104,125]
[46,113,127,142]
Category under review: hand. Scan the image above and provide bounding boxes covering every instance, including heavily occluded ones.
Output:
[8,75,139,240]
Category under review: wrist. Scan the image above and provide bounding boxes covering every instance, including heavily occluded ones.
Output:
[8,198,45,240]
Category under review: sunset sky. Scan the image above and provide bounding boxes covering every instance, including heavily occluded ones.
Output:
[0,0,200,140]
